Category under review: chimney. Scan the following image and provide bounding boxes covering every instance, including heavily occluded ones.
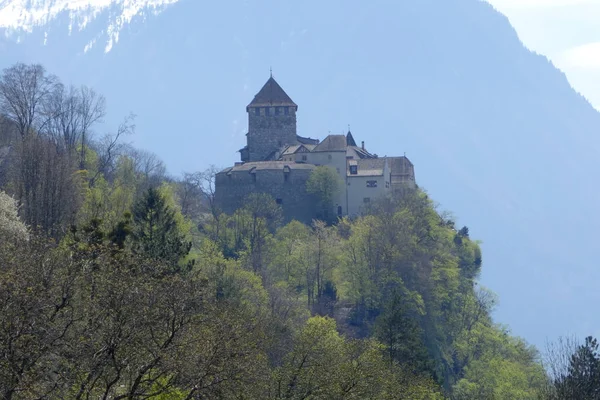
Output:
[361,141,365,150]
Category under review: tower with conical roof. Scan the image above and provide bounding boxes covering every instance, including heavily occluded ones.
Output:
[242,75,299,162]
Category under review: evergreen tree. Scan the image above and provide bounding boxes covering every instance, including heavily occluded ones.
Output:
[130,187,192,271]
[555,336,600,399]
[374,289,432,376]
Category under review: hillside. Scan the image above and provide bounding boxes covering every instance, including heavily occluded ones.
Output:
[0,0,598,347]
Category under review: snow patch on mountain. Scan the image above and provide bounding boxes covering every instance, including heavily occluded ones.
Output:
[0,0,180,52]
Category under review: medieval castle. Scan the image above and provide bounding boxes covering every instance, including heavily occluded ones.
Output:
[214,76,416,223]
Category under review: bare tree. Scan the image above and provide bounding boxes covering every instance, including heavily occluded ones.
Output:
[42,83,82,152]
[0,63,59,138]
[0,114,18,146]
[178,165,221,220]
[132,149,166,184]
[13,133,82,237]
[539,335,600,398]
[90,113,135,186]
[200,165,220,217]
[40,84,106,163]
[178,172,205,220]
[78,86,106,169]
[543,336,579,385]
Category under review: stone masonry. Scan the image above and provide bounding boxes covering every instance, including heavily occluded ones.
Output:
[215,76,416,224]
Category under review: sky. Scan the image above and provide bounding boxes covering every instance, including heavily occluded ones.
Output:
[0,0,598,106]
[487,0,600,108]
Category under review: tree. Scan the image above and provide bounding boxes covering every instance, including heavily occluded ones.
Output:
[374,287,431,374]
[130,187,192,271]
[177,165,222,223]
[268,220,311,286]
[543,336,600,399]
[306,166,342,223]
[78,85,106,169]
[0,63,59,139]
[0,238,78,399]
[89,114,135,186]
[0,190,28,241]
[240,193,282,273]
[10,132,83,237]
[452,324,547,399]
[308,220,340,314]
[126,147,166,195]
[271,316,443,399]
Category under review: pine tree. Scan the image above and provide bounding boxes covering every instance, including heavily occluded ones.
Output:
[130,188,192,272]
[555,336,600,399]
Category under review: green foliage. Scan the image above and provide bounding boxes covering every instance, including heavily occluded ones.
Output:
[268,220,311,288]
[77,155,137,232]
[452,324,547,399]
[0,84,551,400]
[546,336,600,399]
[272,316,443,399]
[0,184,553,399]
[130,187,193,271]
[306,165,342,222]
[374,287,432,375]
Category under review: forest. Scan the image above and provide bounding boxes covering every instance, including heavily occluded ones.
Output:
[0,63,598,399]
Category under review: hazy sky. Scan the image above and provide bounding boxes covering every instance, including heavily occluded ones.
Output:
[487,0,600,108]
[1,0,598,107]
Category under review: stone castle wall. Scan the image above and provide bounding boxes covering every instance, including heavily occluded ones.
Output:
[248,107,297,161]
[215,166,316,223]
[388,157,417,192]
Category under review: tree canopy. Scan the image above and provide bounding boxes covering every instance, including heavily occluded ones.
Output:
[306,165,342,222]
[0,62,585,400]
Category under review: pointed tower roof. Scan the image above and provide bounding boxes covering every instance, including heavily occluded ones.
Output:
[247,77,298,109]
[346,130,357,147]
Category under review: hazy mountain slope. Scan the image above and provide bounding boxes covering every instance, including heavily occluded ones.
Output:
[1,0,599,345]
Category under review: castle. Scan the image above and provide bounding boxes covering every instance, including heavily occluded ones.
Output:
[214,76,416,223]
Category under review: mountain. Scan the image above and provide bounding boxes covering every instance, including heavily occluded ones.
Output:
[1,0,599,347]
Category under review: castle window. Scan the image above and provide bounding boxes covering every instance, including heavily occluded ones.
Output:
[302,155,307,161]
[276,198,283,205]
[386,181,390,188]
[284,107,289,115]
[363,197,371,203]
[265,107,270,116]
[275,107,280,115]
[328,154,332,161]
[255,107,260,116]
[350,165,358,175]
[367,180,377,188]
[337,206,342,217]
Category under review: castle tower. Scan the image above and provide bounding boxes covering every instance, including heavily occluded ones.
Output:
[243,76,298,162]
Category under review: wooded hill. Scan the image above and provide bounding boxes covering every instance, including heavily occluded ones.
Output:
[0,63,598,399]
